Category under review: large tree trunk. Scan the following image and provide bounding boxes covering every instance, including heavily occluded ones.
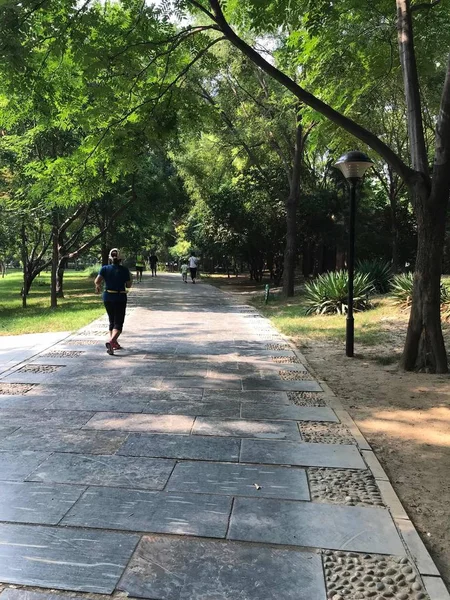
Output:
[401,187,448,372]
[50,212,58,309]
[21,221,27,308]
[56,256,67,298]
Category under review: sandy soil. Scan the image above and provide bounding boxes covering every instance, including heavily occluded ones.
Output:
[299,331,450,589]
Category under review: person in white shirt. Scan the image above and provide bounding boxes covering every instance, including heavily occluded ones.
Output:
[188,255,199,283]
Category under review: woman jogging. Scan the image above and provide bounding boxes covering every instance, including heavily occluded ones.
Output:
[95,248,132,355]
[188,254,199,283]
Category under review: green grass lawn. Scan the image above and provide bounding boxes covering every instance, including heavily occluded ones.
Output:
[0,270,104,336]
[252,293,409,346]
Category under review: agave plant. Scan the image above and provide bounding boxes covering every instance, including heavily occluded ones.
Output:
[392,272,450,312]
[390,272,413,307]
[304,270,374,315]
[356,259,392,294]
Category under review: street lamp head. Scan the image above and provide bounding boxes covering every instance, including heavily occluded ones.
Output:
[334,151,374,180]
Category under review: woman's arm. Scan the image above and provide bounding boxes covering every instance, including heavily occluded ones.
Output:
[94,275,103,293]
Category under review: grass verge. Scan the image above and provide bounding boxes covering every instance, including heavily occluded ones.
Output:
[251,293,409,347]
[0,270,104,336]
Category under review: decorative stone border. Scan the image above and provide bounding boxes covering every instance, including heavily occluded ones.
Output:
[0,383,35,395]
[288,391,328,407]
[309,468,384,507]
[75,330,108,337]
[66,339,101,345]
[271,356,302,364]
[322,550,429,600]
[17,364,62,374]
[278,369,312,381]
[300,422,356,445]
[266,343,291,351]
[43,351,84,358]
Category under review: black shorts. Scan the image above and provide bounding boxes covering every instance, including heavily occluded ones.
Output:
[104,300,127,331]
[136,266,143,273]
[190,267,197,279]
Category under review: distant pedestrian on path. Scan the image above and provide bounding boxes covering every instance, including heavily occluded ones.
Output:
[135,251,145,283]
[148,252,158,277]
[95,248,132,355]
[180,260,188,283]
[188,254,199,284]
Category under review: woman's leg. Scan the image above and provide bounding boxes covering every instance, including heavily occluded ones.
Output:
[110,301,127,345]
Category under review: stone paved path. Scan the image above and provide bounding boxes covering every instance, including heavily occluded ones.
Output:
[0,274,447,600]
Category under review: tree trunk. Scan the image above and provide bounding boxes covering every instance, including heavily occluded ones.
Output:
[56,257,67,298]
[390,195,401,273]
[400,186,448,372]
[101,234,109,266]
[283,117,303,297]
[50,212,58,309]
[21,221,27,308]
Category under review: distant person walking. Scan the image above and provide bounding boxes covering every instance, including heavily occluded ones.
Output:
[188,254,199,284]
[95,248,132,355]
[149,252,158,277]
[135,252,145,283]
[180,261,188,283]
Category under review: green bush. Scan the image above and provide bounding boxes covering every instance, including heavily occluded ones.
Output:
[304,270,374,315]
[87,264,102,278]
[356,259,392,294]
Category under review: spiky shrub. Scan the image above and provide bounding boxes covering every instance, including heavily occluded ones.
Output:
[356,259,392,294]
[390,272,413,307]
[391,273,450,311]
[304,270,374,315]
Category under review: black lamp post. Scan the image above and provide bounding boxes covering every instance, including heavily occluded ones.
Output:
[334,151,374,357]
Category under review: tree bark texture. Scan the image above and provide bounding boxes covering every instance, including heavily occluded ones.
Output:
[283,118,302,297]
[400,187,448,372]
[50,212,58,309]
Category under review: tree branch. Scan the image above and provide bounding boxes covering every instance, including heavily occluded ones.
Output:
[411,0,441,12]
[190,0,417,186]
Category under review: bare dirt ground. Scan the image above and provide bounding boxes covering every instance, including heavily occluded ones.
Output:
[299,328,450,590]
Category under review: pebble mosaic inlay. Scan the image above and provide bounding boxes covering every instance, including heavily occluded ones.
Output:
[300,422,356,444]
[288,391,327,407]
[66,339,101,345]
[17,364,62,374]
[266,343,291,351]
[322,550,429,600]
[76,330,108,336]
[272,356,302,364]
[43,350,84,358]
[279,369,312,381]
[0,383,35,395]
[309,468,384,507]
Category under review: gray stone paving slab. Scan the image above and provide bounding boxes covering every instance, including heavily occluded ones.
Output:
[118,535,326,600]
[62,486,232,537]
[0,428,129,454]
[228,497,406,555]
[27,452,176,490]
[240,439,366,469]
[0,522,138,593]
[84,412,195,433]
[0,482,85,524]
[166,461,310,500]
[241,403,338,422]
[0,409,94,429]
[203,389,292,404]
[142,400,240,418]
[160,377,243,390]
[192,417,301,441]
[0,590,86,600]
[118,433,240,461]
[242,377,322,392]
[0,395,54,409]
[0,427,19,441]
[47,395,150,413]
[0,451,51,481]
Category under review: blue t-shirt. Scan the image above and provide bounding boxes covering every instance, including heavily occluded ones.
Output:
[99,264,131,302]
